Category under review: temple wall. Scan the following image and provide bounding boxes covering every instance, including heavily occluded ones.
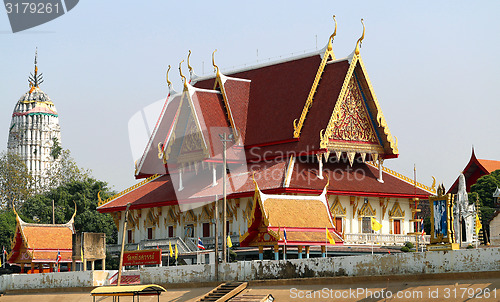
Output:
[2,248,498,292]
[143,247,500,284]
[0,270,115,293]
[490,214,500,246]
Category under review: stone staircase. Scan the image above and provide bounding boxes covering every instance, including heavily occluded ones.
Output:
[197,282,247,302]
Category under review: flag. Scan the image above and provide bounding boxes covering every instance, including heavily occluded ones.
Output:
[227,235,233,248]
[175,244,178,260]
[476,214,482,235]
[326,228,335,245]
[137,244,140,251]
[2,246,6,256]
[371,217,382,231]
[420,218,425,239]
[56,249,61,272]
[197,237,205,250]
[80,246,84,263]
[169,242,173,257]
[283,228,287,244]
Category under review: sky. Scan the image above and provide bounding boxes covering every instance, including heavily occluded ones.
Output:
[1,1,499,193]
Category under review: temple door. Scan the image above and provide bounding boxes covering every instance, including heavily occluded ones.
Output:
[393,220,401,235]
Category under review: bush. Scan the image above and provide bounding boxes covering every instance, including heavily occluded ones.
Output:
[404,241,414,249]
[400,246,410,252]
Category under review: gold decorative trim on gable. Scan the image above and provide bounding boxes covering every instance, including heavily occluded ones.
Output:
[330,196,346,216]
[293,15,337,138]
[358,200,376,217]
[388,202,405,218]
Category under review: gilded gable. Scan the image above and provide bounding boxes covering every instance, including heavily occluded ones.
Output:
[330,196,346,216]
[358,200,376,217]
[389,202,405,218]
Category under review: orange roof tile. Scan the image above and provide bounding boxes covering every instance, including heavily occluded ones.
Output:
[264,198,332,228]
[22,225,73,250]
[478,159,500,173]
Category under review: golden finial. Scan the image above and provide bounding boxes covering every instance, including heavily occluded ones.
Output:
[327,15,337,52]
[355,18,365,56]
[166,65,172,88]
[70,201,77,222]
[179,60,187,87]
[212,49,220,77]
[187,50,193,76]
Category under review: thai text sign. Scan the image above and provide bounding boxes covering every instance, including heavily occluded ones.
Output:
[123,249,161,266]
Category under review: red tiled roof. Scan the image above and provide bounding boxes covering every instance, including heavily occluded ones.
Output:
[448,149,500,193]
[195,54,322,147]
[22,225,73,250]
[221,77,251,143]
[136,94,181,178]
[288,161,432,198]
[98,160,288,213]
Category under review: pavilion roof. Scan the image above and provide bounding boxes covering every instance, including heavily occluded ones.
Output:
[240,182,343,247]
[8,207,75,264]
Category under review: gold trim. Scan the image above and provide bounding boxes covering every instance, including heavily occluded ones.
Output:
[293,15,337,138]
[330,196,346,216]
[166,65,172,88]
[98,174,161,207]
[355,19,365,56]
[366,161,436,193]
[320,55,359,149]
[388,202,405,218]
[179,60,187,88]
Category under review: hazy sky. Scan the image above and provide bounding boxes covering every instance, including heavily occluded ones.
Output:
[1,1,499,192]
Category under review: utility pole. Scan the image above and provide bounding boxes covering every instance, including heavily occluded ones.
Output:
[219,133,233,263]
[214,194,219,280]
[117,203,131,286]
[52,200,55,224]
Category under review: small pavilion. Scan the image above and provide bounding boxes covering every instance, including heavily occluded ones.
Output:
[7,206,77,273]
[240,179,343,260]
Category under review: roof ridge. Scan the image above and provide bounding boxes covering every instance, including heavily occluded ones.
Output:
[192,47,325,85]
[98,174,162,208]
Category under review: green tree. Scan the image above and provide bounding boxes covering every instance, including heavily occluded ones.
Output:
[21,178,118,244]
[470,170,500,241]
[0,152,33,209]
[39,149,92,192]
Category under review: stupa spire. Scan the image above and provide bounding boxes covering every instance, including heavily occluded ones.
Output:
[28,48,44,90]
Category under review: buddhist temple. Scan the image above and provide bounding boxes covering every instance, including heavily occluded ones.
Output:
[97,17,435,260]
[448,149,500,194]
[7,50,62,190]
[7,206,76,273]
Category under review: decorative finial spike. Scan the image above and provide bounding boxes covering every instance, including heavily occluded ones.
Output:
[212,49,220,76]
[327,15,337,52]
[187,50,193,76]
[166,65,172,88]
[355,18,365,56]
[179,60,187,88]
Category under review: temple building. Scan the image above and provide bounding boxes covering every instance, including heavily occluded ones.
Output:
[448,149,500,194]
[7,51,62,190]
[97,18,435,259]
[7,206,76,273]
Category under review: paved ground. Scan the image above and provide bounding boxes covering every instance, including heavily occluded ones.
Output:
[2,273,499,301]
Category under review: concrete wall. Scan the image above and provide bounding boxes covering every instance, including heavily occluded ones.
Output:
[0,270,116,293]
[141,247,500,284]
[2,248,499,292]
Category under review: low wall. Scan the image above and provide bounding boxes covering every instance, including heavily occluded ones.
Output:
[141,247,500,284]
[2,248,499,292]
[0,270,115,293]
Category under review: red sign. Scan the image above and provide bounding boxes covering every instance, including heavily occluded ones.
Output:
[123,249,161,266]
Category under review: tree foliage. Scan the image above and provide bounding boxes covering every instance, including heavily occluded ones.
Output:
[0,152,33,209]
[20,178,118,244]
[470,170,500,225]
[39,149,92,192]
